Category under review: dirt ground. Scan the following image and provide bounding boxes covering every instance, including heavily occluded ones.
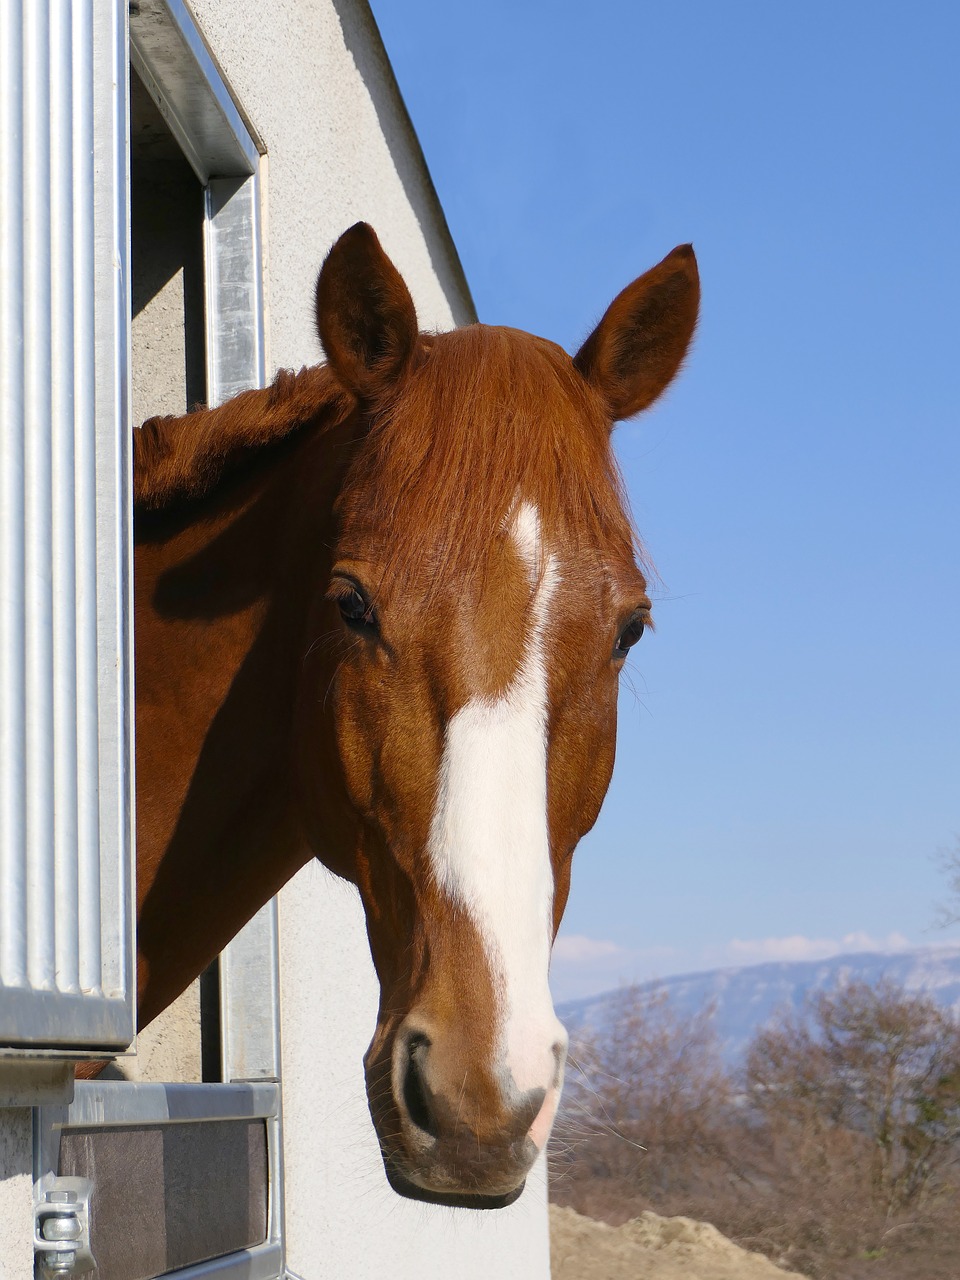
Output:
[550,1204,808,1280]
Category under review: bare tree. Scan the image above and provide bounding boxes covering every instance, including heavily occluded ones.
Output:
[550,978,960,1279]
[933,834,960,928]
[747,980,960,1219]
[552,984,734,1203]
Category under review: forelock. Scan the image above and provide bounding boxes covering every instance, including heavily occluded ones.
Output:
[337,325,639,599]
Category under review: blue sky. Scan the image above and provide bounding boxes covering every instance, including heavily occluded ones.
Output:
[369,0,960,1000]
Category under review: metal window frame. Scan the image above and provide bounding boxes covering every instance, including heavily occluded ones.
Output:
[129,0,266,406]
[35,6,291,1279]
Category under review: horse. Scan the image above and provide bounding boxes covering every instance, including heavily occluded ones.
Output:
[129,223,699,1208]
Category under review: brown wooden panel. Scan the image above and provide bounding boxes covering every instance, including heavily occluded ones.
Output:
[59,1119,267,1280]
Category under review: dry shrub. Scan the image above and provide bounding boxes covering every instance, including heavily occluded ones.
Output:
[550,980,960,1279]
[555,988,729,1189]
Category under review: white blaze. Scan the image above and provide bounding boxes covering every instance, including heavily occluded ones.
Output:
[426,502,567,1100]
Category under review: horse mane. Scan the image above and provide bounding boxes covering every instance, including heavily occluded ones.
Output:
[133,363,350,510]
[343,324,641,594]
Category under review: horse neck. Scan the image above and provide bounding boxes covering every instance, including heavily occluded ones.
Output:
[134,419,350,1025]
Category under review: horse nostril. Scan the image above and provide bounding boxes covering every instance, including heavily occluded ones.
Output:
[401,1033,437,1138]
[516,1086,547,1134]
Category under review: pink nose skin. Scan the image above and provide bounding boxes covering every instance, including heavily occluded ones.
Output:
[528,1082,562,1151]
[379,1023,565,1206]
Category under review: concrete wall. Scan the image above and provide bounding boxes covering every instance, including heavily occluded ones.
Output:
[130,64,206,427]
[0,1112,32,1280]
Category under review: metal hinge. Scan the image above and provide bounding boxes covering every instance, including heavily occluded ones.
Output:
[33,1176,95,1280]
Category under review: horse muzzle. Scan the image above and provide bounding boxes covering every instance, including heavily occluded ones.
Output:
[365,1016,565,1208]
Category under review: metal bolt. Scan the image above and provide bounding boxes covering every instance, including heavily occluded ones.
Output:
[35,1177,93,1279]
[40,1214,82,1242]
[46,1252,77,1277]
[45,1190,77,1204]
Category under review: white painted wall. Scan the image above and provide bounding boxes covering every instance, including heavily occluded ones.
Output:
[190,0,475,361]
[279,867,552,1279]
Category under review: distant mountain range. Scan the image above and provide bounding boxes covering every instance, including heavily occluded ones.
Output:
[556,945,960,1065]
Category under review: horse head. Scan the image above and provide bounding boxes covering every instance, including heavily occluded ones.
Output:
[294,225,699,1207]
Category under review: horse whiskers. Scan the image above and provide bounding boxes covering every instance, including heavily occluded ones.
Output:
[320,649,352,713]
[302,628,346,665]
[455,1067,468,1131]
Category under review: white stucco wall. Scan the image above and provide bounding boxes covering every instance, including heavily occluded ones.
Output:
[190,0,475,364]
[0,1112,32,1280]
[278,867,552,1279]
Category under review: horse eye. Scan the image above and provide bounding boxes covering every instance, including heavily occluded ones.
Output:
[614,613,645,659]
[337,586,377,631]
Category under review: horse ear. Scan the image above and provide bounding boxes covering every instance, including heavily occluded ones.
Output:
[574,245,700,424]
[315,222,419,401]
